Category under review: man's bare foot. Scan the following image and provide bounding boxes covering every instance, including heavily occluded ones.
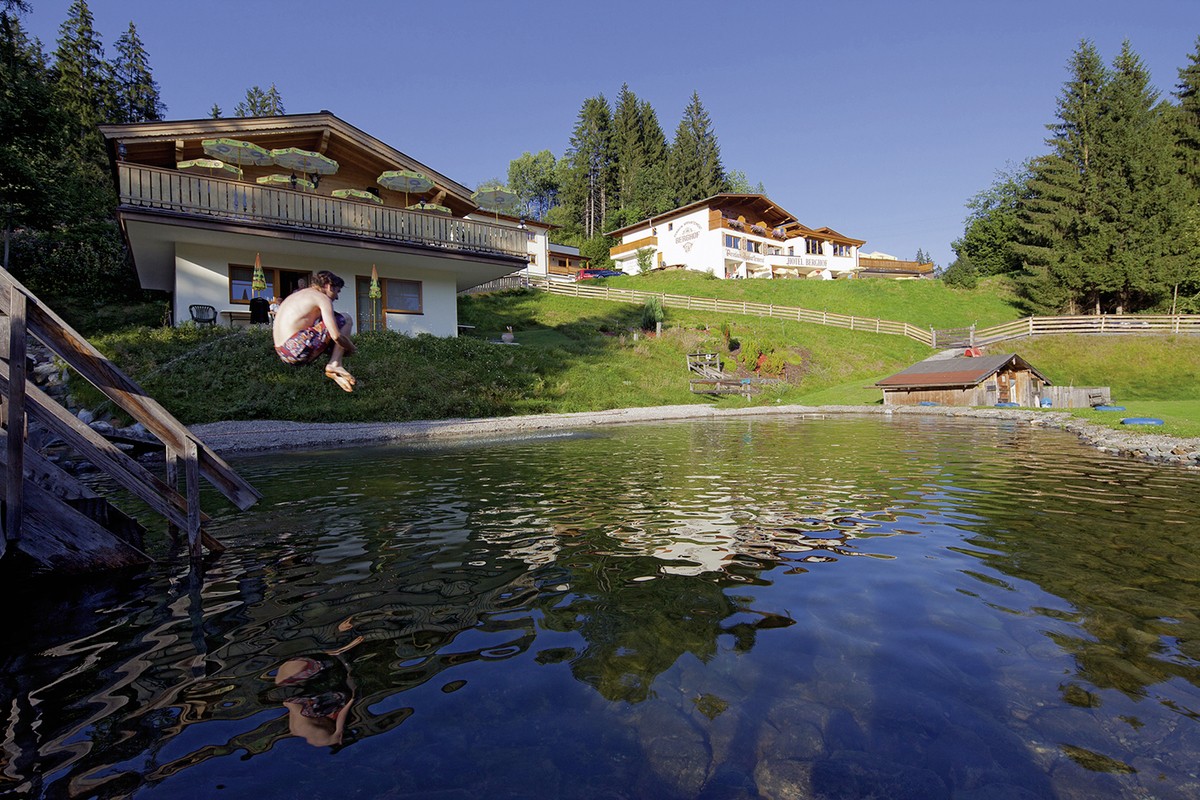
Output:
[325,367,355,392]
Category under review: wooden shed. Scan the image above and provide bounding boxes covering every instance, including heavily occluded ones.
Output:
[876,353,1051,407]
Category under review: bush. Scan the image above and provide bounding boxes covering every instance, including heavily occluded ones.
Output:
[941,257,978,289]
[640,297,664,330]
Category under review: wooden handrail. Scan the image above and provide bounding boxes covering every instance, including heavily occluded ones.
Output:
[0,270,254,565]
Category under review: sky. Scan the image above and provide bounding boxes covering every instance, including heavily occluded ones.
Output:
[17,0,1200,268]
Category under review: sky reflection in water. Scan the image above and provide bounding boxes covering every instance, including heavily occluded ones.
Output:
[3,415,1200,799]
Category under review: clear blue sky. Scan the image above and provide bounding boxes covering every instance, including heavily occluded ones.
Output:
[18,0,1200,267]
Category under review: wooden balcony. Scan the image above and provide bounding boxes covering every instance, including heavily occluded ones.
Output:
[116,163,527,259]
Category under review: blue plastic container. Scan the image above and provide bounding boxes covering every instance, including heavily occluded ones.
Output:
[1120,417,1163,426]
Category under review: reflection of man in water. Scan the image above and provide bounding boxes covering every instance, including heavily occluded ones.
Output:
[273,650,356,747]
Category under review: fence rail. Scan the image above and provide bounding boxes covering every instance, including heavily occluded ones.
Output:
[521,276,1197,347]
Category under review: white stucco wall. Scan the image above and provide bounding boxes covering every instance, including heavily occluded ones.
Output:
[173,242,459,336]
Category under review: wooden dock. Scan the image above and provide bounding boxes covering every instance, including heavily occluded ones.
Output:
[0,270,260,575]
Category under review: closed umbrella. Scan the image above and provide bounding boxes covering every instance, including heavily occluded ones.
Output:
[369,264,381,331]
[177,158,242,179]
[252,253,267,296]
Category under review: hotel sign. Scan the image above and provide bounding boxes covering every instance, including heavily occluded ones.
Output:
[804,257,829,268]
[674,221,702,252]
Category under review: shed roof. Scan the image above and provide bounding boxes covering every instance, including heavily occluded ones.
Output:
[875,353,1051,388]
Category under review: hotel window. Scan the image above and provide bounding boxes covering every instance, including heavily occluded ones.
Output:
[767,245,782,256]
[746,240,763,254]
[528,253,537,265]
[832,243,851,257]
[725,234,742,249]
[805,239,824,256]
[788,246,795,256]
[229,264,277,303]
[668,222,674,231]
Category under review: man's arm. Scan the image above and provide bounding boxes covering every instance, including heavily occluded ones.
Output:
[315,293,356,354]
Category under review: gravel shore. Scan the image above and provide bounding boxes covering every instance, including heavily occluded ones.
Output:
[191,405,1200,469]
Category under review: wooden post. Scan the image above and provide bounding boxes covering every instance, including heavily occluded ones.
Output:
[185,436,202,560]
[5,289,27,545]
[165,444,180,540]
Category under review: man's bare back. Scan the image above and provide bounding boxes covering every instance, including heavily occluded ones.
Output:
[272,271,357,392]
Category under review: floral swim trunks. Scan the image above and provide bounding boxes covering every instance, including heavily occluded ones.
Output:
[275,313,345,365]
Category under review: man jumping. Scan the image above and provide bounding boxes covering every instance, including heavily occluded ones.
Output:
[272,270,358,392]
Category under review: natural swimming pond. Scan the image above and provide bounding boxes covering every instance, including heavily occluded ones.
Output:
[3,415,1200,799]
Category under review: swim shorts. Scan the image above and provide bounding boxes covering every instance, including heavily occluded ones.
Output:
[275,313,345,365]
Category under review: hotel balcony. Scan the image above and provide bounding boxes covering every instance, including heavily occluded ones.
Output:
[115,163,527,260]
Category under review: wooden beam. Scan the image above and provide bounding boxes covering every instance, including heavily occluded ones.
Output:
[185,437,202,559]
[166,445,180,540]
[0,274,260,511]
[5,289,27,544]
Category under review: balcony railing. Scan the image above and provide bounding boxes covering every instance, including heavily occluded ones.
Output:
[116,163,526,259]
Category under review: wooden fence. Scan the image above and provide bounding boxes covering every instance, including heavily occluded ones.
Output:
[522,276,1198,347]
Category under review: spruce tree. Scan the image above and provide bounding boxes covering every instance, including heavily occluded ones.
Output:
[668,91,725,207]
[111,21,164,123]
[635,99,670,215]
[234,84,284,117]
[1174,35,1200,193]
[53,0,114,150]
[562,94,614,240]
[611,84,643,215]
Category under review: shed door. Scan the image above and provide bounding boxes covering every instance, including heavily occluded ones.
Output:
[997,372,1011,403]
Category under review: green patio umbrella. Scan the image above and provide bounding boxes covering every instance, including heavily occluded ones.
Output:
[472,184,519,223]
[256,173,315,190]
[378,169,434,206]
[408,202,451,214]
[332,188,382,204]
[177,158,242,179]
[270,147,339,175]
[202,138,274,174]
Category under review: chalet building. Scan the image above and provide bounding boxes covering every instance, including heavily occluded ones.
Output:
[607,194,865,280]
[876,353,1052,407]
[100,112,530,335]
[858,251,935,280]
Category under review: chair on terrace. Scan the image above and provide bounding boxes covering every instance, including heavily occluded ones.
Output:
[189,304,217,327]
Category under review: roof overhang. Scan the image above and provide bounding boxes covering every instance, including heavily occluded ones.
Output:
[876,354,1051,388]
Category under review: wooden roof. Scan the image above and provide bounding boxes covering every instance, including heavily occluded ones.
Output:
[99,111,478,213]
[859,257,935,274]
[875,354,1051,389]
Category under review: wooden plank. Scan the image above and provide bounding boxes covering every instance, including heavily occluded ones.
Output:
[0,428,96,501]
[0,274,260,511]
[165,445,180,540]
[6,289,27,544]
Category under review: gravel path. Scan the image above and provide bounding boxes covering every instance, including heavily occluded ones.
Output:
[191,405,1200,468]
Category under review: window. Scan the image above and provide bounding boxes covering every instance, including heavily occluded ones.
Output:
[805,239,824,255]
[528,253,537,265]
[230,264,313,303]
[355,275,423,329]
[725,234,742,249]
[746,240,763,254]
[668,222,674,231]
[832,243,852,257]
[767,245,782,256]
[229,264,277,303]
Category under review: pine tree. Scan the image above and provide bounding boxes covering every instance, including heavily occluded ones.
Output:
[53,0,114,149]
[209,103,223,119]
[234,83,284,117]
[668,91,725,207]
[611,84,643,214]
[1092,41,1179,313]
[1174,35,1200,193]
[111,21,164,123]
[562,95,614,239]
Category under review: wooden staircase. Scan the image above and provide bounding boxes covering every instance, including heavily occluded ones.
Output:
[0,270,261,575]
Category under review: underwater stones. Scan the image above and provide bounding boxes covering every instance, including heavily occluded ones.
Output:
[809,751,949,800]
[753,757,816,799]
[633,702,712,798]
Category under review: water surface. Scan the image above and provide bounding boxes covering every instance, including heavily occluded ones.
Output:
[3,415,1200,799]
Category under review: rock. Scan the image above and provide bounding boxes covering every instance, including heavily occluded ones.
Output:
[77,408,95,425]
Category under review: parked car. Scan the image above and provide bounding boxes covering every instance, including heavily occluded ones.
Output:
[575,269,623,281]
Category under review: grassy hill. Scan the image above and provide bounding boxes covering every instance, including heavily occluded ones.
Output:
[72,280,1200,437]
